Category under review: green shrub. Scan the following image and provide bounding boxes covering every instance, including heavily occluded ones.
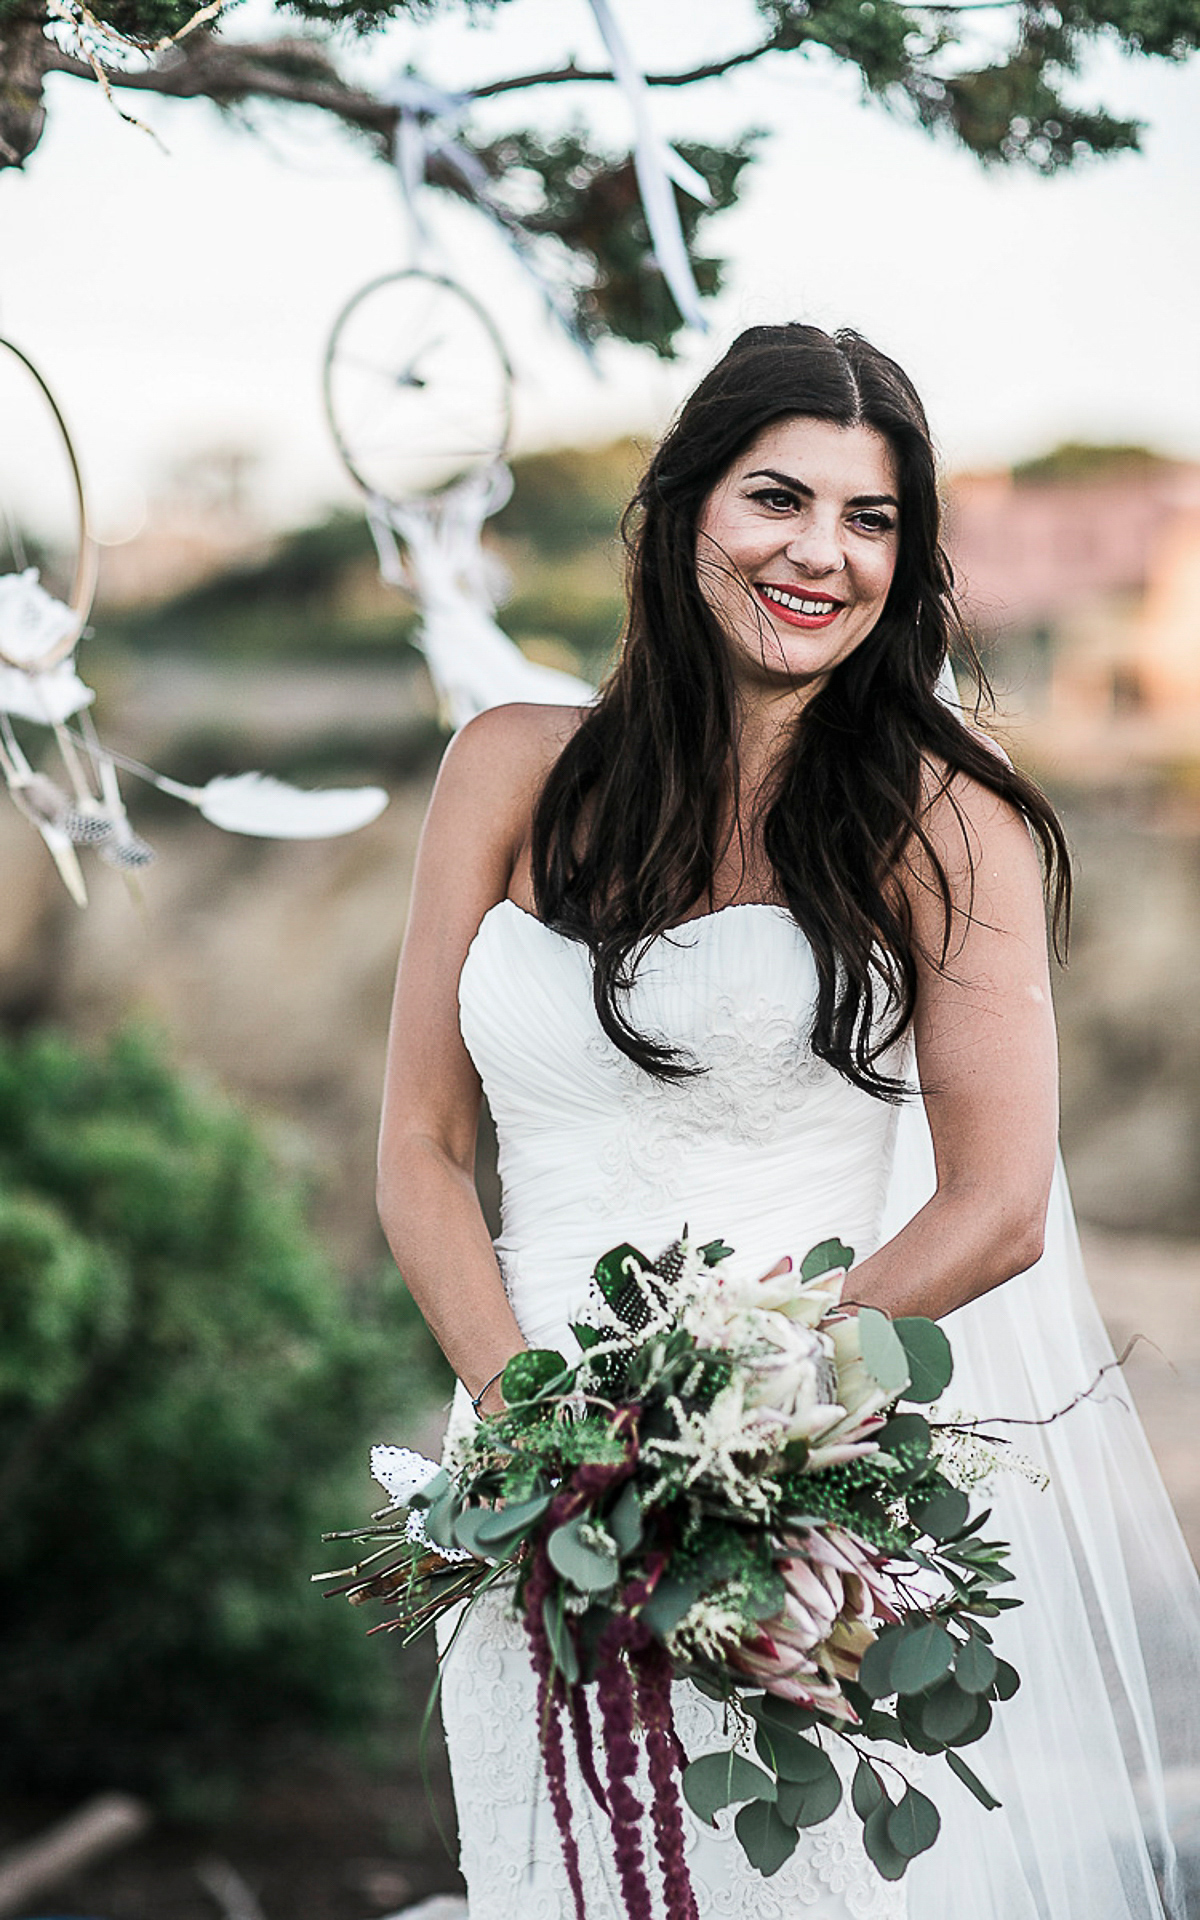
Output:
[0,1026,450,1799]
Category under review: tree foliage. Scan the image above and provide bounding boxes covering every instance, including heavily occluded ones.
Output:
[0,0,1196,352]
[0,1024,449,1799]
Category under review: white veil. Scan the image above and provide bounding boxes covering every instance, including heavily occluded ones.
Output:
[886,668,1200,1918]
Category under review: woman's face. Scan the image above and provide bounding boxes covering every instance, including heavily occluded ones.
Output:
[695,415,901,701]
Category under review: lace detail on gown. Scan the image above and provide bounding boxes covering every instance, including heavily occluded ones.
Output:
[438,1582,905,1920]
[584,984,826,1214]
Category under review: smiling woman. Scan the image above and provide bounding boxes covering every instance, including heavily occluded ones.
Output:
[377,322,1200,1920]
[695,417,901,694]
[527,323,1070,1098]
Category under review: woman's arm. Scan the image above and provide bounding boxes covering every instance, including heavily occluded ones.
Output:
[846,764,1060,1322]
[377,702,577,1414]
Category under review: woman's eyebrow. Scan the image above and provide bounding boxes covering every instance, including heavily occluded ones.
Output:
[746,466,900,510]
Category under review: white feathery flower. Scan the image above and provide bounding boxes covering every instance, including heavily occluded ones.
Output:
[0,569,80,665]
[931,1410,1050,1493]
[370,1444,442,1508]
[402,1507,474,1563]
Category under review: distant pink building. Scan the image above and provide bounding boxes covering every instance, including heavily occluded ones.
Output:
[945,461,1200,746]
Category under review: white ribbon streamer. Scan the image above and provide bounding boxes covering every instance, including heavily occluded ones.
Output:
[381,73,488,258]
[586,0,714,334]
[379,72,596,356]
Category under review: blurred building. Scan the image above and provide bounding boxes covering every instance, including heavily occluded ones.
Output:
[945,451,1200,764]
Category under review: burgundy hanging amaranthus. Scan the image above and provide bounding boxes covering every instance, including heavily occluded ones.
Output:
[522,1538,587,1920]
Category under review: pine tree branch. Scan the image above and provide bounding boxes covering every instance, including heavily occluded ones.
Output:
[472,33,783,98]
[36,35,401,146]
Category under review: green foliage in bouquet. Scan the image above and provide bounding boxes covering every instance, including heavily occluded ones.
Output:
[335,1230,1023,1913]
[0,1025,447,1802]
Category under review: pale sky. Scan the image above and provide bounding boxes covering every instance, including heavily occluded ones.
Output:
[1,0,1198,544]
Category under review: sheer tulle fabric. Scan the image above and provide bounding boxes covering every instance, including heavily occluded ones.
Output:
[441,899,1200,1919]
[886,1106,1200,1920]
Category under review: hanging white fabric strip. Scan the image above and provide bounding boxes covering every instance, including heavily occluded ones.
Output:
[585,0,713,333]
[378,72,597,355]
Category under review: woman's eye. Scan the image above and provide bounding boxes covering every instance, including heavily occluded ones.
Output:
[851,510,896,534]
[749,488,798,512]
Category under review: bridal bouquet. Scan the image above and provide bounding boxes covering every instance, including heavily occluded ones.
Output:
[322,1234,1020,1917]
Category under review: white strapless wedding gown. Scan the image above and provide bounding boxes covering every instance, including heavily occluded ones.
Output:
[439,897,1200,1920]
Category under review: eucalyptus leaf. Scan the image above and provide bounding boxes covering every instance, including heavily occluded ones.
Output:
[754,1694,821,1734]
[863,1801,909,1881]
[858,1625,905,1700]
[893,1317,954,1402]
[890,1620,957,1695]
[734,1798,800,1875]
[699,1238,735,1266]
[547,1514,619,1593]
[472,1492,555,1550]
[542,1590,579,1685]
[909,1484,971,1541]
[874,1412,931,1466]
[754,1723,838,1787]
[852,1756,884,1820]
[992,1658,1021,1701]
[800,1237,855,1281]
[858,1308,911,1396]
[408,1467,450,1511]
[423,1484,464,1552]
[896,1695,947,1756]
[919,1677,980,1744]
[923,1683,993,1748]
[775,1767,844,1829]
[946,1750,1002,1810]
[953,1635,998,1694]
[887,1786,941,1859]
[683,1752,776,1825]
[956,1695,994,1747]
[640,1572,706,1639]
[863,1708,906,1746]
[451,1505,503,1558]
[607,1481,643,1555]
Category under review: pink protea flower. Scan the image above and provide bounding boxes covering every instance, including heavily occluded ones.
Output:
[726,1525,906,1721]
[727,1626,859,1720]
[798,1525,906,1625]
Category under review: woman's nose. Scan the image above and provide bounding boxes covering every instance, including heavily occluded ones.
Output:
[784,521,845,576]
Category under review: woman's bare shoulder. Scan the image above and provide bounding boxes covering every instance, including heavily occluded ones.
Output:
[439,701,587,804]
[911,733,1033,893]
[420,702,589,891]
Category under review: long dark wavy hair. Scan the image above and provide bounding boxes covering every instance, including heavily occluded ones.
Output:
[530,322,1071,1097]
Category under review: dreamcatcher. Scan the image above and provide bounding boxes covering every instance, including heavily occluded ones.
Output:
[324,268,594,727]
[0,337,387,908]
[327,0,717,727]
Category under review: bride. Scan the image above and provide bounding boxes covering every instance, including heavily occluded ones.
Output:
[377,323,1200,1919]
